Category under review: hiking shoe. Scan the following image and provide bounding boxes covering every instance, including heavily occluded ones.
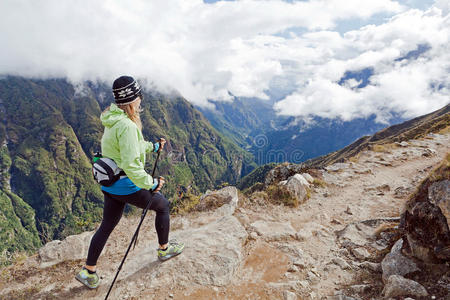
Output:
[157,240,184,261]
[75,267,99,289]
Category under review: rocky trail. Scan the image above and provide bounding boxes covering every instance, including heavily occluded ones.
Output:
[1,133,449,300]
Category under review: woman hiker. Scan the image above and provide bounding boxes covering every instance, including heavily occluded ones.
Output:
[76,75,184,289]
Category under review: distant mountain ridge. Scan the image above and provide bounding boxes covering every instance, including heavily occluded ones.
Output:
[200,98,395,165]
[238,103,449,191]
[198,97,278,148]
[306,103,450,168]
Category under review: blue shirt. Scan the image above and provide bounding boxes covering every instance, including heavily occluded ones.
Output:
[101,177,141,195]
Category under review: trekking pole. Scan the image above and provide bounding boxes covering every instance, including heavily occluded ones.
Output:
[133,140,163,250]
[104,147,162,300]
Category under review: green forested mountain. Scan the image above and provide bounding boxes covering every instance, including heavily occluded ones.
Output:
[198,97,277,148]
[0,76,255,254]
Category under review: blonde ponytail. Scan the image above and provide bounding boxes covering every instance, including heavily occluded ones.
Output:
[103,98,143,130]
[118,101,142,131]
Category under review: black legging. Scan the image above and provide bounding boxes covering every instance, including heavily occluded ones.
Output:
[86,189,170,266]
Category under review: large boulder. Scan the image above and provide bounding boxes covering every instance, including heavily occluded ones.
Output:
[38,231,93,267]
[383,275,428,298]
[428,180,450,224]
[283,174,309,201]
[301,173,314,183]
[399,157,450,262]
[401,200,450,262]
[269,173,309,206]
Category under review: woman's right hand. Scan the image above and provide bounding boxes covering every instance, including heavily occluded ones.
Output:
[154,177,165,193]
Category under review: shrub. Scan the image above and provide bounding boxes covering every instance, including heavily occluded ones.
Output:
[266,184,299,207]
[170,192,200,215]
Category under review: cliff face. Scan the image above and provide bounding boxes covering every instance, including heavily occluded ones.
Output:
[0,76,254,254]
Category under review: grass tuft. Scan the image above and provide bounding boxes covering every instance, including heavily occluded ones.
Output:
[312,178,326,188]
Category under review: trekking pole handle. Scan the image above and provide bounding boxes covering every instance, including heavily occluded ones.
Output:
[152,176,165,193]
[156,137,165,152]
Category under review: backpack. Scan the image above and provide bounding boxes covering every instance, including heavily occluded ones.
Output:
[92,152,126,187]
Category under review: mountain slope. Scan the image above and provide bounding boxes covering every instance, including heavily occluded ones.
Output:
[0,77,105,251]
[0,76,255,253]
[198,97,277,149]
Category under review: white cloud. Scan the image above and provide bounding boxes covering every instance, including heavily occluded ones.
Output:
[435,0,450,14]
[0,0,447,123]
[0,0,403,107]
[274,3,450,123]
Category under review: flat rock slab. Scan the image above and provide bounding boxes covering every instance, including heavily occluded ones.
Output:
[250,220,296,241]
[336,218,399,249]
[336,222,374,247]
[325,163,352,172]
[118,215,248,292]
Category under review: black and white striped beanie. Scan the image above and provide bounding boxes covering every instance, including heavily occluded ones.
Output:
[112,75,142,105]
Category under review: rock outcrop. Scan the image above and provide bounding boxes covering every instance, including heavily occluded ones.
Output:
[429,180,450,222]
[265,163,305,186]
[381,239,419,283]
[123,215,248,288]
[38,231,94,268]
[376,153,450,299]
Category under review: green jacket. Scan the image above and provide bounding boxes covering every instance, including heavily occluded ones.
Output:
[100,103,155,190]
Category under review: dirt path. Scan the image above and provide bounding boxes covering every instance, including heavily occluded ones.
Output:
[161,133,449,299]
[285,134,449,297]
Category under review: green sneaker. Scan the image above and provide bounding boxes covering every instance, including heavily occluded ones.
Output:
[75,267,100,289]
[157,240,185,261]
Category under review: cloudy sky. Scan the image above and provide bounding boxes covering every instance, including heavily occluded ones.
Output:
[1,0,449,123]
